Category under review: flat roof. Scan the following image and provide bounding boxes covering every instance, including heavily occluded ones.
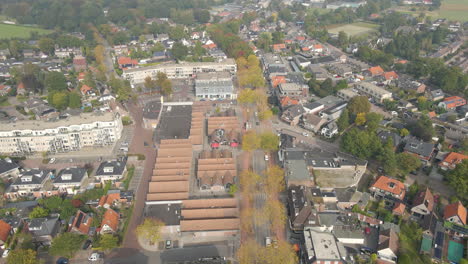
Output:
[144,203,181,226]
[304,228,341,261]
[181,208,238,220]
[182,198,237,209]
[154,105,192,142]
[148,181,189,193]
[180,218,240,232]
[123,58,236,73]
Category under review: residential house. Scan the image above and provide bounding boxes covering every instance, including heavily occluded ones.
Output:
[319,102,347,121]
[69,210,93,235]
[23,49,35,58]
[370,176,406,201]
[0,84,11,96]
[6,169,54,200]
[367,66,384,76]
[94,158,127,183]
[288,186,315,232]
[403,137,435,164]
[195,72,236,100]
[377,131,402,150]
[281,104,305,126]
[272,43,287,52]
[329,64,353,76]
[117,57,138,69]
[320,121,338,138]
[54,47,81,59]
[302,114,327,134]
[0,220,12,246]
[278,83,308,98]
[439,152,468,170]
[411,188,434,218]
[377,229,399,263]
[1,217,23,234]
[397,76,426,94]
[337,88,359,101]
[354,82,392,103]
[0,49,10,60]
[208,49,227,62]
[307,65,329,81]
[98,192,121,209]
[16,82,26,95]
[80,84,93,96]
[381,71,399,84]
[444,201,466,226]
[392,202,406,216]
[100,209,119,234]
[429,89,444,101]
[0,158,20,179]
[73,55,87,71]
[302,102,325,114]
[438,96,466,110]
[302,228,345,264]
[280,96,299,110]
[52,167,88,194]
[27,217,61,246]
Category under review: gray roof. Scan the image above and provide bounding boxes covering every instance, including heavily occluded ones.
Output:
[53,167,87,184]
[0,158,19,175]
[12,169,53,186]
[195,72,233,95]
[378,130,402,148]
[315,95,342,108]
[282,104,306,119]
[28,217,60,237]
[404,136,434,158]
[143,100,162,119]
[95,158,127,177]
[285,159,312,182]
[144,202,181,226]
[284,149,367,168]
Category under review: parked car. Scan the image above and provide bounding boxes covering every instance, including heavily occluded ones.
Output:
[56,257,69,264]
[302,132,309,137]
[88,253,101,262]
[165,240,172,249]
[265,237,272,247]
[49,158,56,164]
[264,155,269,161]
[2,249,10,258]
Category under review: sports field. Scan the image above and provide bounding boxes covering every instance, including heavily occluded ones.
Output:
[327,22,380,36]
[438,0,468,21]
[0,23,52,39]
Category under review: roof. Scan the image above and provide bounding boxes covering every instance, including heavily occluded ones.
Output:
[443,96,465,102]
[404,137,434,158]
[98,193,120,207]
[80,84,92,94]
[0,220,11,242]
[412,188,434,212]
[393,202,406,215]
[377,130,402,148]
[27,217,59,237]
[53,167,87,184]
[144,203,181,225]
[378,229,399,254]
[368,66,384,76]
[371,176,405,198]
[70,210,92,235]
[180,218,240,231]
[0,158,19,175]
[383,71,398,80]
[12,169,53,186]
[101,209,119,232]
[303,228,341,261]
[441,152,468,168]
[95,159,127,177]
[118,57,138,65]
[444,201,467,225]
[280,96,299,107]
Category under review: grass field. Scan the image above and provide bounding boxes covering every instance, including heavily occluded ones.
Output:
[327,22,380,36]
[0,23,52,39]
[394,0,468,21]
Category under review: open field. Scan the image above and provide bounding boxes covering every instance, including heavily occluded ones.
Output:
[394,0,468,21]
[327,22,380,36]
[0,23,52,39]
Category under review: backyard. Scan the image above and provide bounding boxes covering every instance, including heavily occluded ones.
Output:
[327,22,380,36]
[0,23,52,39]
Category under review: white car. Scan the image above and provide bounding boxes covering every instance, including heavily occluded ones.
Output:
[265,237,272,247]
[88,253,101,262]
[302,132,309,137]
[2,249,10,258]
[264,155,269,161]
[48,158,56,164]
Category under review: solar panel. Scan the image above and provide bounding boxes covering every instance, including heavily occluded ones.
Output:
[451,224,468,234]
[435,232,444,246]
[76,212,84,228]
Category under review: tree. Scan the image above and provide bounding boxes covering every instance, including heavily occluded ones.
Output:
[68,92,82,108]
[242,131,260,152]
[97,234,119,250]
[355,113,367,126]
[260,132,279,151]
[378,139,397,176]
[50,91,69,110]
[6,249,37,264]
[29,206,49,218]
[160,79,173,96]
[396,153,422,174]
[49,233,86,258]
[407,116,434,141]
[136,218,165,245]
[237,88,256,105]
[337,109,350,132]
[38,38,55,55]
[348,96,371,115]
[258,109,273,121]
[38,196,63,212]
[400,128,410,137]
[45,72,67,92]
[264,166,285,195]
[366,112,382,132]
[337,31,349,48]
[446,160,468,202]
[194,9,210,24]
[171,42,188,60]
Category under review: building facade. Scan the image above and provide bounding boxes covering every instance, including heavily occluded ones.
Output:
[195,72,236,99]
[354,82,392,103]
[0,112,122,155]
[123,59,237,85]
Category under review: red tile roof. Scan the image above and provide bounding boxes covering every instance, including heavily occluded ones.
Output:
[202,43,217,50]
[98,193,120,207]
[73,56,87,66]
[440,152,468,170]
[0,220,11,243]
[271,76,286,88]
[296,36,306,41]
[392,202,406,215]
[17,82,25,90]
[301,46,310,51]
[71,210,92,235]
[444,201,467,225]
[412,188,434,212]
[313,44,323,50]
[383,71,398,80]
[368,66,384,76]
[371,176,406,199]
[117,57,138,66]
[280,96,299,108]
[428,111,437,118]
[272,43,286,51]
[101,209,119,232]
[80,84,92,94]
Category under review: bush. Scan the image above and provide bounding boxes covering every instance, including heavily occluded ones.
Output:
[122,116,132,126]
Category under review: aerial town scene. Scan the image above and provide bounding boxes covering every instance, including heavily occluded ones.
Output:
[0,0,466,263]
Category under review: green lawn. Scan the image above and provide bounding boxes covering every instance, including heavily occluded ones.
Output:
[0,23,52,39]
[327,22,380,36]
[438,0,468,21]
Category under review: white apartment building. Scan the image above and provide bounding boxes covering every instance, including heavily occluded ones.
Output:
[0,112,122,155]
[122,59,237,85]
[354,82,392,103]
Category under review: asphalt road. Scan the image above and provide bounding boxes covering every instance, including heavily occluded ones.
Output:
[252,149,269,246]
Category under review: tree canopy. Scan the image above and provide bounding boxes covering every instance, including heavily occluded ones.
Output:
[446,160,468,203]
[136,218,165,245]
[49,233,86,258]
[347,96,371,115]
[6,249,37,264]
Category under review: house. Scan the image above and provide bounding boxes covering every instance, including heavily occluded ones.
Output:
[439,152,468,170]
[288,186,315,232]
[16,81,26,95]
[6,169,54,200]
[272,43,287,52]
[383,71,399,83]
[392,202,406,216]
[0,49,10,60]
[23,49,35,58]
[438,96,466,110]
[117,57,138,69]
[281,104,305,126]
[403,137,435,163]
[377,131,402,150]
[429,89,444,101]
[77,72,87,82]
[52,167,88,194]
[73,55,87,71]
[302,114,327,134]
[444,201,466,226]
[100,209,119,234]
[95,158,127,183]
[302,228,345,264]
[1,217,23,234]
[27,217,60,246]
[0,220,12,246]
[194,72,236,100]
[370,176,406,200]
[329,64,353,76]
[312,44,324,53]
[69,210,93,235]
[377,229,399,263]
[278,83,309,98]
[367,66,384,76]
[397,76,426,94]
[0,158,20,179]
[319,101,347,121]
[320,121,338,138]
[98,192,121,209]
[411,188,434,218]
[354,82,392,103]
[80,84,93,96]
[280,96,299,110]
[337,88,359,101]
[302,101,325,114]
[0,84,11,96]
